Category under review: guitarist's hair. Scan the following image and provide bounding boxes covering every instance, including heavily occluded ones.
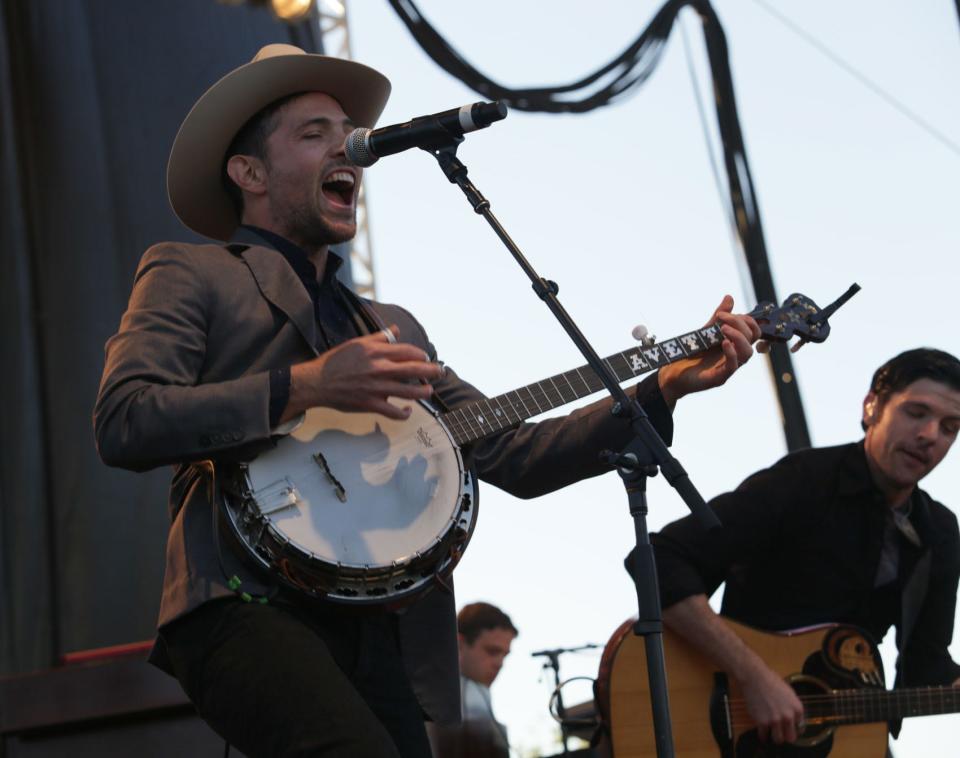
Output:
[863,348,960,429]
[458,602,518,644]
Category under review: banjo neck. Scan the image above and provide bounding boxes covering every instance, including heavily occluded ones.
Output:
[439,284,862,447]
[440,322,726,447]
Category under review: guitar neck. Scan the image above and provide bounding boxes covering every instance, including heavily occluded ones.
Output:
[440,322,725,447]
[807,685,960,727]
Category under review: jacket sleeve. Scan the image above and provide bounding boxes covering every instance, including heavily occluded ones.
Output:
[94,244,273,472]
[648,452,806,609]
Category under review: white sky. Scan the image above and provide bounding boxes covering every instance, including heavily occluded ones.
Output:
[346,1,960,755]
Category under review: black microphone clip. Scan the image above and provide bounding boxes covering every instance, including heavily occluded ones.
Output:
[345,101,508,167]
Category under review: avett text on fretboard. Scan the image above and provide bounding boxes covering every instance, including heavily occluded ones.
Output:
[441,323,724,446]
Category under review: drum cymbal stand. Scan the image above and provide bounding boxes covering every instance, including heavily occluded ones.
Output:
[424,133,721,758]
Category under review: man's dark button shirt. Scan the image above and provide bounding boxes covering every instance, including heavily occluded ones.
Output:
[653,445,915,633]
[645,442,960,687]
[242,225,361,425]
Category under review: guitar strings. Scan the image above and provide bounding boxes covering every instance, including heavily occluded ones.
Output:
[724,686,958,727]
[442,363,617,443]
[724,686,957,707]
[441,326,721,444]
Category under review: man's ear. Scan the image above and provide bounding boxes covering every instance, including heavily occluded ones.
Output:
[863,391,878,427]
[226,154,267,196]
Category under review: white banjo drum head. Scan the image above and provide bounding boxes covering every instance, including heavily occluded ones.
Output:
[245,402,465,569]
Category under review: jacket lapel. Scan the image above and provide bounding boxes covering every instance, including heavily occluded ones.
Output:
[228,231,318,355]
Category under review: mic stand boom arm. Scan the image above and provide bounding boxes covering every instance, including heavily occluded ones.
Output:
[426,139,721,758]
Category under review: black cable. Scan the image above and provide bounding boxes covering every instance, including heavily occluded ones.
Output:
[750,0,960,159]
[388,0,678,113]
[678,15,740,253]
[386,0,812,449]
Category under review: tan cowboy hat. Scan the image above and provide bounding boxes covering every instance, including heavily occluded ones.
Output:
[167,44,391,241]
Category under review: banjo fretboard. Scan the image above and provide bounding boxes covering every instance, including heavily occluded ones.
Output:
[441,323,725,447]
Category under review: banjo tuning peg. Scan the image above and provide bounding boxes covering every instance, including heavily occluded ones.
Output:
[631,324,656,347]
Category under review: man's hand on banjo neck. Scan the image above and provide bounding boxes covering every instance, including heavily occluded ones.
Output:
[657,295,761,409]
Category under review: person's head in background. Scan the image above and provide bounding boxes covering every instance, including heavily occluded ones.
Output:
[457,602,519,688]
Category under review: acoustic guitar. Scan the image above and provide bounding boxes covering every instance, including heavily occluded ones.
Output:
[598,617,960,757]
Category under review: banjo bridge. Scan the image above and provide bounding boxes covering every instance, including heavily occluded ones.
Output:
[312,451,348,503]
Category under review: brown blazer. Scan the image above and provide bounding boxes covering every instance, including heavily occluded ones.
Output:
[94,231,673,723]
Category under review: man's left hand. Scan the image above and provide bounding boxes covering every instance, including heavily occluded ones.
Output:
[658,295,760,409]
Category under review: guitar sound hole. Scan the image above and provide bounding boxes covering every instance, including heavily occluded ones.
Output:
[791,679,831,744]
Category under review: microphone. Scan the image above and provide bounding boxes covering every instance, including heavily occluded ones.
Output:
[531,643,599,658]
[345,101,508,167]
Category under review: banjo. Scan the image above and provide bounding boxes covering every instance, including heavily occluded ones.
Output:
[221,288,856,606]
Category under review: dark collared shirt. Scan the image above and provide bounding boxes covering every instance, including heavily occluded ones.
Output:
[649,441,960,687]
[241,225,362,425]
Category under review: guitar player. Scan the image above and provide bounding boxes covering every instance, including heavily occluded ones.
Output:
[93,45,762,757]
[645,348,960,749]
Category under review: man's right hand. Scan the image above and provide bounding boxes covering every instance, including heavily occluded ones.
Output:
[737,657,805,744]
[663,595,805,745]
[280,325,443,423]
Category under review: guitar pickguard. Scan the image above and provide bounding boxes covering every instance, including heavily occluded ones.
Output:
[822,627,885,688]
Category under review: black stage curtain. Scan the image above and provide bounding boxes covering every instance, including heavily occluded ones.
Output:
[0,0,319,675]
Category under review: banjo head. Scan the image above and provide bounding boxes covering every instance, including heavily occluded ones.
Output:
[232,401,476,603]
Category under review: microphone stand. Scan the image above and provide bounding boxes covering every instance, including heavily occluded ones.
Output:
[538,648,570,753]
[425,137,721,758]
[532,644,600,753]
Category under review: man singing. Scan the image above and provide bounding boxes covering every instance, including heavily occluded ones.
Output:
[95,44,759,757]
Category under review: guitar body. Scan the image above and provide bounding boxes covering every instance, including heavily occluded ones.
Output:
[603,620,888,758]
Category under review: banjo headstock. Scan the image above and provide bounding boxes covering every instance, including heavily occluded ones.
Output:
[749,285,860,349]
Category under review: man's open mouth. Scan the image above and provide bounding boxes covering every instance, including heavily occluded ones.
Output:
[321,170,356,207]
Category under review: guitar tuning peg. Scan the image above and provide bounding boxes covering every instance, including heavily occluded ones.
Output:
[790,337,809,354]
[632,324,656,347]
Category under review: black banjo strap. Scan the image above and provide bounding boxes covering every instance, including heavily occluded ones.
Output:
[337,283,381,338]
[338,285,456,416]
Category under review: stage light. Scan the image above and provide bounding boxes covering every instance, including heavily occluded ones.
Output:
[271,0,314,21]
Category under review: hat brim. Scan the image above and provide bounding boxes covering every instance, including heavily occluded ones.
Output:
[167,52,390,241]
